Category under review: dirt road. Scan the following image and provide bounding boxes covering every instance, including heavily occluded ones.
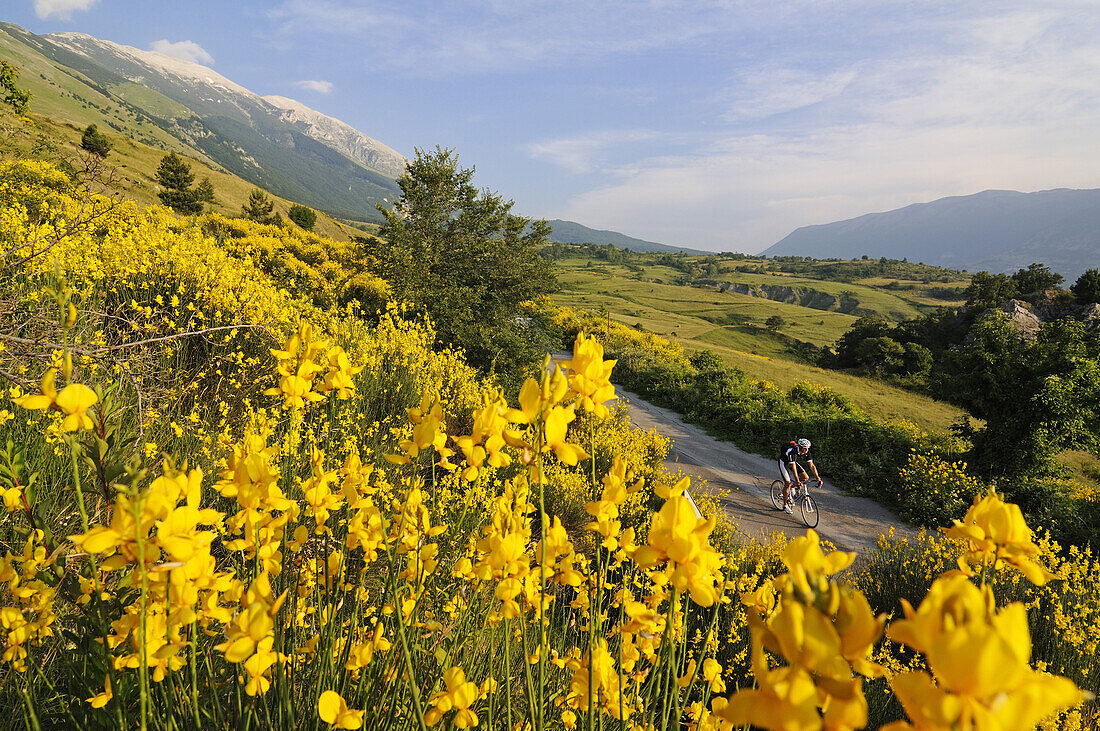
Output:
[615,389,913,553]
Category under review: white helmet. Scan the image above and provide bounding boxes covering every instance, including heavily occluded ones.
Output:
[797,438,811,449]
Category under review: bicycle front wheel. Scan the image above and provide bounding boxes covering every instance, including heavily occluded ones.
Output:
[800,494,819,528]
[770,480,785,510]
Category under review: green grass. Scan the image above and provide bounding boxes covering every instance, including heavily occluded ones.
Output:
[554,262,971,434]
[556,267,858,344]
[4,113,354,242]
[714,270,930,321]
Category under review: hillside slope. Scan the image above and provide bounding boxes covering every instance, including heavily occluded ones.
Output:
[764,188,1100,279]
[1,22,401,223]
[545,219,707,254]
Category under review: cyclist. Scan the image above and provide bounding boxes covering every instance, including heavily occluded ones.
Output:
[779,438,822,514]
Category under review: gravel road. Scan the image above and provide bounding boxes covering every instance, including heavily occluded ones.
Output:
[613,389,914,553]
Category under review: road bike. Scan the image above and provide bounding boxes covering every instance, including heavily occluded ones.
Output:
[770,478,819,528]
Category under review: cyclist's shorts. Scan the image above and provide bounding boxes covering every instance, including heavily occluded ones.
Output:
[778,460,792,482]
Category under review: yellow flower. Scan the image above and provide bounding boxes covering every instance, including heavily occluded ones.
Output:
[13,369,57,411]
[942,489,1054,585]
[886,573,1086,730]
[13,369,98,431]
[318,690,364,729]
[319,345,363,399]
[2,487,23,513]
[424,666,479,728]
[560,331,616,418]
[86,675,112,708]
[634,494,723,606]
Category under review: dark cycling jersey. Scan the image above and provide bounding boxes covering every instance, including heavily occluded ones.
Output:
[781,442,812,466]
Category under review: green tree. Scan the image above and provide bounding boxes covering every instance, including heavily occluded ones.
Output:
[832,315,892,368]
[0,61,30,115]
[1071,269,1100,304]
[80,124,111,157]
[288,204,316,231]
[764,315,786,333]
[855,336,905,374]
[1011,262,1064,297]
[195,177,216,207]
[965,271,1017,308]
[155,153,203,215]
[935,313,1100,481]
[900,342,933,377]
[242,189,276,224]
[372,146,556,378]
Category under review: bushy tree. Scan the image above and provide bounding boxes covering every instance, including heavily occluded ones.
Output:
[80,124,111,157]
[833,315,892,368]
[1071,269,1100,304]
[0,61,30,115]
[242,189,276,224]
[901,342,933,377]
[935,314,1100,481]
[1011,262,1064,297]
[155,153,203,215]
[288,204,316,231]
[195,177,216,207]
[856,336,905,374]
[372,146,556,379]
[965,271,1017,308]
[764,315,786,332]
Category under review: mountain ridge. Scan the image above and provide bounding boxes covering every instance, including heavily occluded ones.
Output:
[764,188,1100,279]
[543,219,706,254]
[0,22,401,223]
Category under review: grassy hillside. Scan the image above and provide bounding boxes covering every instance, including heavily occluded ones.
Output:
[0,85,1095,731]
[2,108,354,242]
[552,253,971,433]
[1,22,398,225]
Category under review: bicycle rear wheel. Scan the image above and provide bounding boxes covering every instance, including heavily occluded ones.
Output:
[770,480,785,510]
[800,494,819,528]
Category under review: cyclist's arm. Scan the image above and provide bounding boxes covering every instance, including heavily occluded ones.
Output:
[806,459,821,483]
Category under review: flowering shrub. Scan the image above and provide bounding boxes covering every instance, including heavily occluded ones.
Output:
[0,159,1094,730]
[896,448,983,526]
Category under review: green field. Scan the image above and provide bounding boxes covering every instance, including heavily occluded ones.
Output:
[553,258,971,433]
[5,115,356,241]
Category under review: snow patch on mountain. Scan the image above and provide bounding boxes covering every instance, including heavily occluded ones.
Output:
[263,95,407,179]
[48,32,257,100]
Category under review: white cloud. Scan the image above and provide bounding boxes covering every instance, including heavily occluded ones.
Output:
[527,130,660,174]
[149,40,215,66]
[268,0,811,74]
[720,68,857,121]
[293,79,335,94]
[33,0,98,20]
[550,2,1100,252]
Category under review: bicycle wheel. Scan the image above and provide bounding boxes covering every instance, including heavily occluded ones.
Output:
[800,494,819,528]
[770,480,785,510]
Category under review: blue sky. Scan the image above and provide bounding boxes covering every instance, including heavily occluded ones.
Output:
[9,1,1100,252]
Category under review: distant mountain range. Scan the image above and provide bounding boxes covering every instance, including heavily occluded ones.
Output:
[543,220,706,254]
[763,189,1100,279]
[0,21,403,223]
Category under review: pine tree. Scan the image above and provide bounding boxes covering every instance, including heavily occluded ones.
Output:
[195,177,216,206]
[288,204,316,231]
[242,189,276,224]
[372,146,556,377]
[1072,269,1100,304]
[80,124,112,157]
[155,153,203,215]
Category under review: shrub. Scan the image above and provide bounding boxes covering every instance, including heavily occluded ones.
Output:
[287,203,316,230]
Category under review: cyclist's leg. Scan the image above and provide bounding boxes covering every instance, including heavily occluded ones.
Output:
[778,460,795,509]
